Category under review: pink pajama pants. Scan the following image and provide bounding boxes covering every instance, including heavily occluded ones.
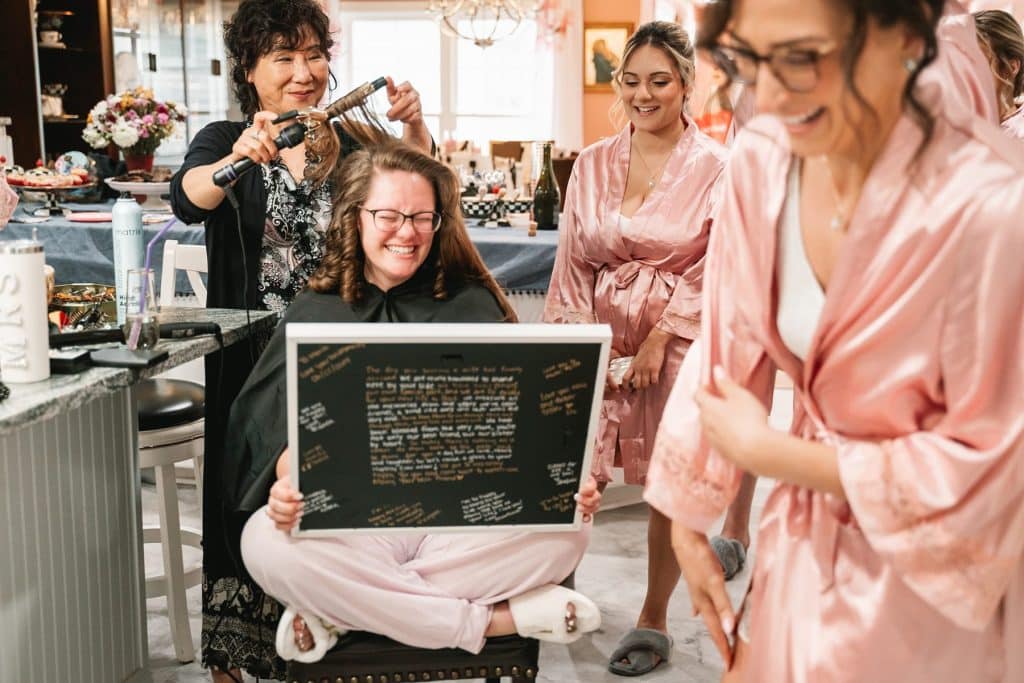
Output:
[240,509,590,653]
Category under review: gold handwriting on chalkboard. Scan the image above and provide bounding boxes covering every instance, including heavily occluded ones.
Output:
[298,345,330,365]
[539,490,575,514]
[299,344,366,383]
[538,381,587,417]
[301,443,329,474]
[543,357,582,380]
[461,491,524,523]
[299,401,335,433]
[366,365,522,486]
[367,502,442,527]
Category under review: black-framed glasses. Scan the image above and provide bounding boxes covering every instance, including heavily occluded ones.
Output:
[712,42,838,93]
[359,207,443,234]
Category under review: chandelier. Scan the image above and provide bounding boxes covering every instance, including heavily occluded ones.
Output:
[426,0,547,48]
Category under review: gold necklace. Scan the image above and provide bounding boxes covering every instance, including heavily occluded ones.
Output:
[820,157,849,232]
[631,143,672,192]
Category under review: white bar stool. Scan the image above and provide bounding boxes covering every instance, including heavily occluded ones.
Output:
[138,377,205,663]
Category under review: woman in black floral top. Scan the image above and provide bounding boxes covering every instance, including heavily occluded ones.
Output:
[257,158,333,314]
[169,0,432,678]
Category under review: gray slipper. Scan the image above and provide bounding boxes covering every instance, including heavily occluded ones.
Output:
[608,628,673,676]
[710,536,747,581]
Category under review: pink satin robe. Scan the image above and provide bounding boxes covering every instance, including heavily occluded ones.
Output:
[927,1,1000,122]
[1002,104,1024,140]
[544,120,727,484]
[644,108,1024,681]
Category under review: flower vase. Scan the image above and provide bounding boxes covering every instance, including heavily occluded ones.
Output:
[123,153,154,172]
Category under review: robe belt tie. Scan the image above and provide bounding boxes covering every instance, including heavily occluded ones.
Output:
[793,404,848,593]
[609,261,676,290]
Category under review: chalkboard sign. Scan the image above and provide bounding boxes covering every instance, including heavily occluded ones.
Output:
[286,323,611,535]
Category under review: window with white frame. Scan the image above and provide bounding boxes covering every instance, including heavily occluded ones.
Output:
[328,1,554,150]
[652,0,697,42]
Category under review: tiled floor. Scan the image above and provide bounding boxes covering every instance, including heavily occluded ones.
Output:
[146,389,791,682]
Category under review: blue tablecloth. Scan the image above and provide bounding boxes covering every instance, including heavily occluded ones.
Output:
[2,201,558,293]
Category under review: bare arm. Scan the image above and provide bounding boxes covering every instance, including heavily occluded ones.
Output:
[386,77,433,154]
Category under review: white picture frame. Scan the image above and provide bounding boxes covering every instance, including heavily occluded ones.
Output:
[286,323,611,536]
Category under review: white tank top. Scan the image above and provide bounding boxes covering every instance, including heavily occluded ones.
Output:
[776,161,826,361]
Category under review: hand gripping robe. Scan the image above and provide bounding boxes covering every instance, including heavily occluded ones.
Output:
[544,119,727,484]
[644,108,1024,681]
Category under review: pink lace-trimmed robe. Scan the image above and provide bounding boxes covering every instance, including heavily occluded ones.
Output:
[644,107,1024,681]
[544,120,727,484]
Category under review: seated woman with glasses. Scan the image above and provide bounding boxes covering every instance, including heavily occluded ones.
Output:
[223,140,604,663]
[645,0,1024,681]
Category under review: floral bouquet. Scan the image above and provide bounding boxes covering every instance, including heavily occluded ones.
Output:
[81,87,187,156]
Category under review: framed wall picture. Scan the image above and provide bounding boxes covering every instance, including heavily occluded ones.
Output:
[583,22,633,93]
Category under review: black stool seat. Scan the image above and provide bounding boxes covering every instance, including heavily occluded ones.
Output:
[136,378,205,431]
[287,632,539,683]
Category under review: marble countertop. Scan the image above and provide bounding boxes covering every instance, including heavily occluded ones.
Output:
[0,307,277,435]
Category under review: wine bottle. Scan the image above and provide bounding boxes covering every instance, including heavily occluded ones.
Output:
[532,141,560,230]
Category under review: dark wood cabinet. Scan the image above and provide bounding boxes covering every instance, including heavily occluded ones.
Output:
[1,0,114,167]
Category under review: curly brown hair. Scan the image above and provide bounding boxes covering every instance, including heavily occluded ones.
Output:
[308,141,518,322]
[223,0,333,116]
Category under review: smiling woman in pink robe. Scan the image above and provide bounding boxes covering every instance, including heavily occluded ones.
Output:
[646,112,1024,681]
[645,58,1024,683]
[544,119,725,485]
[544,22,729,675]
[643,0,1024,680]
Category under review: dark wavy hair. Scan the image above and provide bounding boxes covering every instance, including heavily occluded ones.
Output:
[307,141,518,322]
[223,0,334,116]
[699,0,943,153]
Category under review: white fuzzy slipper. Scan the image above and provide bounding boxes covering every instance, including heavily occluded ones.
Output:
[508,584,601,644]
[275,607,344,662]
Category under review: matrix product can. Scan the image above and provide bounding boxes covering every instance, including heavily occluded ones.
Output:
[0,240,50,383]
[111,194,144,325]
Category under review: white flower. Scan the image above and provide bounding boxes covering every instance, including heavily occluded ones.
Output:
[81,125,108,149]
[91,100,108,120]
[111,120,140,149]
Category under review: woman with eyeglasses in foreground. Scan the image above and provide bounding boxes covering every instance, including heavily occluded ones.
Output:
[644,1,1024,680]
[224,141,603,663]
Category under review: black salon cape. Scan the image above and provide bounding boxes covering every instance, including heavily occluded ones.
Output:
[223,271,507,514]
